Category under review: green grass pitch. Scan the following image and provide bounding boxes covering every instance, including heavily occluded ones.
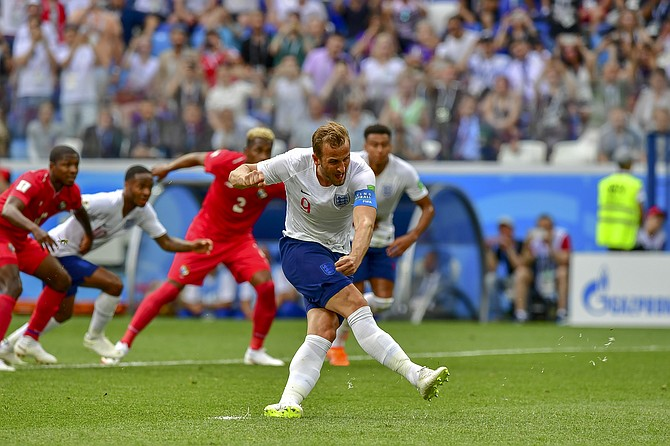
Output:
[1,315,669,445]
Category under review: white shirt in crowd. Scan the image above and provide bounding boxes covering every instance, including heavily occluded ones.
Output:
[50,190,166,258]
[55,42,98,104]
[257,147,376,254]
[357,151,428,248]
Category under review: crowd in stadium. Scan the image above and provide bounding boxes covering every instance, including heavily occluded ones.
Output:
[0,0,669,163]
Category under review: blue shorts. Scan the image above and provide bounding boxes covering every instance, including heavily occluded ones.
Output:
[352,247,397,283]
[52,255,100,297]
[279,237,352,319]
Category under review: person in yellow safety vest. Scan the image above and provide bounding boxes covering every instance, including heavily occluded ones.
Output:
[596,147,645,250]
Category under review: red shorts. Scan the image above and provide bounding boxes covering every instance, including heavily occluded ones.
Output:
[0,233,49,275]
[168,232,270,286]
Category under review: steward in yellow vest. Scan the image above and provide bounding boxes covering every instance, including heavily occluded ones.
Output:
[596,148,644,250]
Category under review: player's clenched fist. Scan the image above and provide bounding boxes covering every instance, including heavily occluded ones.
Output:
[191,238,214,254]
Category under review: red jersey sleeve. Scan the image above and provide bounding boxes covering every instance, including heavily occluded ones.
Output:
[560,234,571,251]
[266,182,286,200]
[8,171,43,207]
[204,150,247,177]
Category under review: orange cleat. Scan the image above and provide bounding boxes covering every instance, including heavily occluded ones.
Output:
[326,346,350,366]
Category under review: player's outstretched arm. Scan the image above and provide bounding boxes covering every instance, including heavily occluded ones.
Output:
[386,195,435,258]
[228,163,265,189]
[73,206,94,255]
[153,234,213,254]
[2,196,58,251]
[152,152,208,180]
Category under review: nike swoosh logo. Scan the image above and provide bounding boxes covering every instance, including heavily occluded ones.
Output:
[301,189,311,196]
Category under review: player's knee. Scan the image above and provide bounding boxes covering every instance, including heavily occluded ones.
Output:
[105,277,124,296]
[51,274,72,293]
[363,292,394,313]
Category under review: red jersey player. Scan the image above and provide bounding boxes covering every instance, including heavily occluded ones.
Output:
[0,146,93,371]
[104,127,287,366]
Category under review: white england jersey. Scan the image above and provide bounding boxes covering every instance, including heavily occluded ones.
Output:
[49,190,167,258]
[258,147,376,254]
[358,152,429,248]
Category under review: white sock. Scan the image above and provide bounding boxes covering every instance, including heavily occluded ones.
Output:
[331,319,349,348]
[88,293,119,338]
[7,318,61,346]
[279,334,331,406]
[348,306,422,387]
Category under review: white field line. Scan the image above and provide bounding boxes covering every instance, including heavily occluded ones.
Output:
[17,344,670,371]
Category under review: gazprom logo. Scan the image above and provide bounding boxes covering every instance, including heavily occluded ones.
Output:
[582,268,670,316]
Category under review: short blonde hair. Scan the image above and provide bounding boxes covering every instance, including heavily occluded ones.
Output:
[246,127,275,146]
[312,121,350,157]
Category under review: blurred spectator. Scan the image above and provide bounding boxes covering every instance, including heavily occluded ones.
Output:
[533,59,576,153]
[379,69,429,160]
[597,107,644,162]
[289,96,329,149]
[294,0,328,26]
[11,15,58,139]
[514,214,571,323]
[240,9,273,73]
[14,0,58,49]
[506,37,548,135]
[26,101,64,162]
[350,11,397,61]
[588,61,634,128]
[480,75,522,153]
[192,6,243,51]
[404,19,440,68]
[205,62,257,125]
[435,15,479,69]
[172,102,213,156]
[165,57,208,115]
[337,95,377,153]
[485,216,523,320]
[155,25,199,96]
[385,0,426,52]
[493,9,539,51]
[544,0,581,39]
[223,0,260,18]
[267,55,313,142]
[116,35,159,111]
[129,99,173,158]
[0,34,12,114]
[0,110,9,158]
[556,34,595,108]
[650,107,670,162]
[465,33,510,97]
[41,0,65,42]
[332,0,372,47]
[424,59,465,159]
[632,68,670,132]
[199,29,239,87]
[268,11,310,66]
[635,206,667,251]
[55,24,101,138]
[119,0,171,45]
[211,107,258,150]
[359,32,406,116]
[450,94,484,161]
[600,9,653,84]
[170,0,221,32]
[69,0,124,73]
[319,59,357,117]
[81,107,127,158]
[303,33,352,96]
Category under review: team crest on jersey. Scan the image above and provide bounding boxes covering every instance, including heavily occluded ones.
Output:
[382,185,393,197]
[320,263,336,276]
[59,201,67,210]
[7,243,14,253]
[257,188,268,199]
[333,193,350,208]
[179,265,190,277]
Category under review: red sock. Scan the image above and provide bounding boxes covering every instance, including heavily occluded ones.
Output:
[121,281,180,348]
[250,281,277,350]
[25,287,66,340]
[0,294,17,339]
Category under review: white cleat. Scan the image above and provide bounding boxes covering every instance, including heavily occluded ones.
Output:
[83,333,124,358]
[244,347,285,366]
[100,341,129,366]
[14,336,57,364]
[0,339,26,366]
[417,366,450,401]
[263,403,303,418]
[0,360,15,372]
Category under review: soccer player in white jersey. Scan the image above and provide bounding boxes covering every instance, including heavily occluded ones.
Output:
[1,166,213,361]
[327,124,435,366]
[229,121,448,418]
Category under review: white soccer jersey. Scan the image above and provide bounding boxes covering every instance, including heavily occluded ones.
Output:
[257,147,376,254]
[358,152,429,248]
[49,190,167,258]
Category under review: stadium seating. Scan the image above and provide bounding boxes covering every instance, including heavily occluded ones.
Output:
[498,140,548,165]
